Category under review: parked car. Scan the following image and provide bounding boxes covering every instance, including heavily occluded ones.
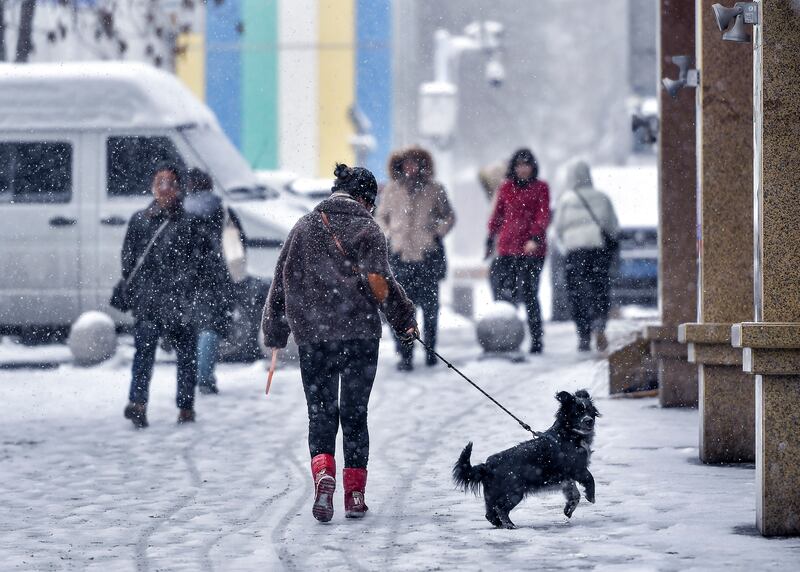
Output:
[0,62,295,360]
[551,162,658,318]
[257,170,334,211]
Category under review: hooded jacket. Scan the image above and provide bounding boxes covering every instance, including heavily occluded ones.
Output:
[488,177,551,258]
[376,147,455,263]
[552,161,620,255]
[262,194,417,348]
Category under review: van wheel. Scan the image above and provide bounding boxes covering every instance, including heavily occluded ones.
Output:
[218,277,270,363]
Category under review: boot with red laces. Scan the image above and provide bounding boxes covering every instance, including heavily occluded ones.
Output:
[311,453,336,522]
[343,468,369,518]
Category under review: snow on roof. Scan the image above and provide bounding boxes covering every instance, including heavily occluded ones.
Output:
[0,62,219,131]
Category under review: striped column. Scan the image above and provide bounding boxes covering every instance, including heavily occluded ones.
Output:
[318,0,355,176]
[206,0,242,147]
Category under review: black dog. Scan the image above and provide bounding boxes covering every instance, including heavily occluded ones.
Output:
[453,390,600,529]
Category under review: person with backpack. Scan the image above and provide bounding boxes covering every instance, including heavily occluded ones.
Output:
[552,160,620,352]
[120,163,228,428]
[486,148,551,353]
[262,164,418,522]
[184,168,246,395]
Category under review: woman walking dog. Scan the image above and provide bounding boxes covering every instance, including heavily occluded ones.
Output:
[262,164,417,522]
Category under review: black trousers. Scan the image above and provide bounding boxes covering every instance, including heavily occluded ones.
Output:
[490,255,545,346]
[128,319,198,409]
[391,256,440,359]
[564,248,611,339]
[298,339,380,468]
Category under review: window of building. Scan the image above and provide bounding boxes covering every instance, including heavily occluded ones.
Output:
[0,142,72,204]
[107,136,185,197]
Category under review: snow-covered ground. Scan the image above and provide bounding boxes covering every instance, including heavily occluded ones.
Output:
[2,315,799,571]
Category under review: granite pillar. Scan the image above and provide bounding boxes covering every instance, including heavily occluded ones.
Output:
[641,0,698,408]
[732,0,800,537]
[679,0,754,463]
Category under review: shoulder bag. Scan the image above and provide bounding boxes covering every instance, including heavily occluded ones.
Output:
[572,190,619,257]
[109,219,170,312]
[319,211,378,306]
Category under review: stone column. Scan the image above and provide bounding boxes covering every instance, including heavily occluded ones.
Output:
[642,0,698,408]
[732,0,800,537]
[677,0,754,463]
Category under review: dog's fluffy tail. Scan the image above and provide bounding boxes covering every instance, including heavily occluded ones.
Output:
[453,442,485,495]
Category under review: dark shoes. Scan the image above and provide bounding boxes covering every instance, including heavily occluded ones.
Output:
[529,340,543,354]
[124,402,148,429]
[425,351,438,366]
[396,356,414,372]
[177,409,196,424]
[198,383,219,395]
[595,331,609,352]
[578,337,591,352]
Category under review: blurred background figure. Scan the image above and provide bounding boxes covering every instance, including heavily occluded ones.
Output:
[377,147,455,371]
[122,164,227,427]
[552,160,620,352]
[486,149,551,353]
[184,168,246,395]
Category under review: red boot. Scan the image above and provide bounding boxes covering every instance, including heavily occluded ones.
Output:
[311,454,336,522]
[343,468,369,518]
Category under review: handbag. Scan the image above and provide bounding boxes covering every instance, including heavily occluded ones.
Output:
[573,189,620,257]
[427,236,448,281]
[109,219,170,312]
[222,208,247,283]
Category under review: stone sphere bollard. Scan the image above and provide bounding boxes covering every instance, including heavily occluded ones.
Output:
[68,311,118,366]
[476,301,526,353]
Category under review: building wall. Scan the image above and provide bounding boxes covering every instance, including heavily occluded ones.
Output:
[198,0,393,176]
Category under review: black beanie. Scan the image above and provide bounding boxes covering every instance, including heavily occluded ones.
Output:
[332,163,378,205]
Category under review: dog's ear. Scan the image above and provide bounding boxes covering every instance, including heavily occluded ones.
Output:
[575,389,590,399]
[556,391,574,404]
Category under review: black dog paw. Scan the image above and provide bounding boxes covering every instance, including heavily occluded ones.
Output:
[564,502,578,518]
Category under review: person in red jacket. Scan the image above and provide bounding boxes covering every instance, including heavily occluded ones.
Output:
[486,148,551,353]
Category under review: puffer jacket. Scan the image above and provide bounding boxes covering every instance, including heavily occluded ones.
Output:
[121,201,227,327]
[262,193,417,348]
[487,178,551,257]
[552,161,619,255]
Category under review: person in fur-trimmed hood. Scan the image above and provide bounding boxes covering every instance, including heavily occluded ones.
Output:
[262,164,418,523]
[376,146,455,371]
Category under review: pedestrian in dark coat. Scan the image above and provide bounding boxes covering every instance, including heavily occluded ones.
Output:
[121,163,228,428]
[376,146,455,370]
[262,163,418,522]
[184,168,244,395]
[553,160,619,352]
[486,148,551,353]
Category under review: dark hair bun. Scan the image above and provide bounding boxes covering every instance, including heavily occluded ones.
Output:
[334,163,353,180]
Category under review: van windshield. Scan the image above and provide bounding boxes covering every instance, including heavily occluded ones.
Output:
[180,126,263,197]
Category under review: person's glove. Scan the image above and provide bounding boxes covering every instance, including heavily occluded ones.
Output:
[484,236,495,260]
[398,326,419,347]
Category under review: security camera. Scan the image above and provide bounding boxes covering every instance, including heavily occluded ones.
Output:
[712,2,759,43]
[485,57,505,88]
[661,55,699,99]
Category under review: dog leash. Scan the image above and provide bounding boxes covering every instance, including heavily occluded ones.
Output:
[413,335,542,439]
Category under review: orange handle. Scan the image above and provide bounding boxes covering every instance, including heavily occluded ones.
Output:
[266,349,278,395]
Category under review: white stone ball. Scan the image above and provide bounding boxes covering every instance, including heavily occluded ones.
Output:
[68,311,118,366]
[476,301,526,353]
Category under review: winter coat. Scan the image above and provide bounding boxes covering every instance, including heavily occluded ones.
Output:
[376,160,455,264]
[184,192,242,335]
[121,201,228,328]
[488,178,551,258]
[262,194,417,348]
[553,161,619,255]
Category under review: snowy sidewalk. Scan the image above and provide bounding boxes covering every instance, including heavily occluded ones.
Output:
[2,318,799,571]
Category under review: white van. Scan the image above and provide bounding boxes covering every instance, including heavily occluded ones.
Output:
[0,62,300,359]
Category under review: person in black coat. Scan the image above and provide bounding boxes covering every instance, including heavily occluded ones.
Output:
[184,168,244,395]
[122,163,228,428]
